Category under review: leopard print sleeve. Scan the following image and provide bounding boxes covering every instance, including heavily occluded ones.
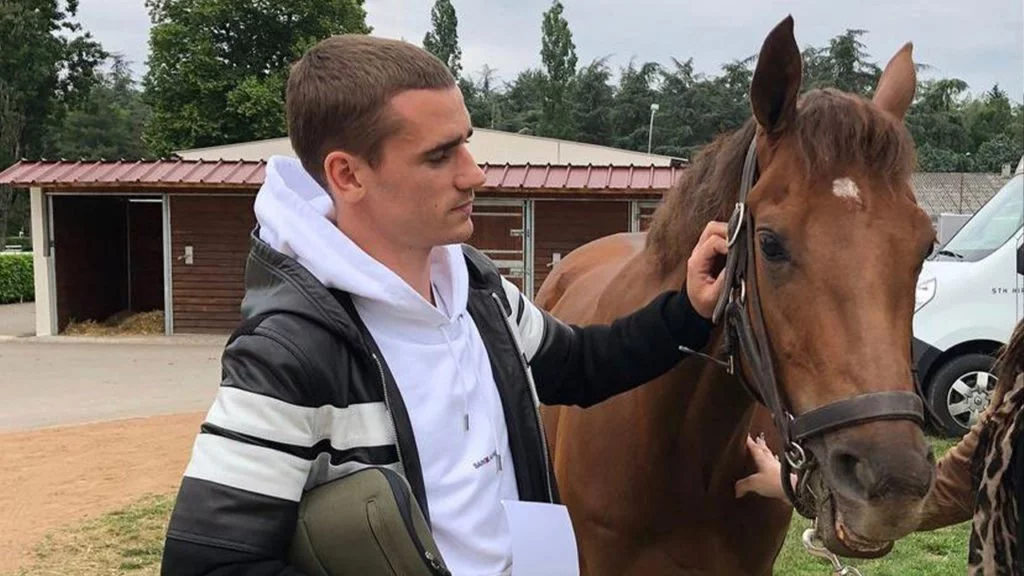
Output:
[916,419,979,531]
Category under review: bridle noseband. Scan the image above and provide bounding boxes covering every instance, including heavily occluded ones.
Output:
[701,138,927,519]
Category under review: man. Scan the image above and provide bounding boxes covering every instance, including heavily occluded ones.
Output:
[162,34,727,575]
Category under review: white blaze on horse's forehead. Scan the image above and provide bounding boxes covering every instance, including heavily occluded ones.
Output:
[832,178,861,201]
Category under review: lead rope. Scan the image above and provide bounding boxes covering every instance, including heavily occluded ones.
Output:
[802,523,864,576]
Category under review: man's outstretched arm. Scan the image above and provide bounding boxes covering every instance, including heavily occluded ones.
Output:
[506,222,726,408]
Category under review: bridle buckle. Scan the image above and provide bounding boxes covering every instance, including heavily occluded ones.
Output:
[727,202,745,248]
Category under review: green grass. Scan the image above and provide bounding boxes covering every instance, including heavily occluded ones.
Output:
[6,437,969,575]
[10,494,173,576]
[775,514,969,575]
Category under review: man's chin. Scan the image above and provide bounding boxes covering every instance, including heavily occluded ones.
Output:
[447,220,474,244]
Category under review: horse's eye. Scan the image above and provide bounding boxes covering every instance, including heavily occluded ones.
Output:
[759,231,789,262]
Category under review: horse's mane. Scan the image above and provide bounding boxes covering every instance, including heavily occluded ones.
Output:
[645,88,918,275]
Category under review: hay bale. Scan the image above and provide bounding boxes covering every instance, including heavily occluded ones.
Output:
[64,310,165,336]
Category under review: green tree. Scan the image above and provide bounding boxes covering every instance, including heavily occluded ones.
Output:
[495,69,546,135]
[907,78,973,170]
[972,134,1020,172]
[964,85,1016,151]
[142,0,370,156]
[422,0,462,78]
[0,0,106,243]
[568,58,615,145]
[461,65,501,128]
[610,61,660,152]
[539,0,578,139]
[649,58,697,156]
[801,29,881,97]
[48,55,152,161]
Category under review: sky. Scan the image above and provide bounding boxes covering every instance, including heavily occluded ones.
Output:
[77,0,1023,102]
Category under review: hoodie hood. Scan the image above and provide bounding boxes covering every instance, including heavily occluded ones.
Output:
[253,155,469,329]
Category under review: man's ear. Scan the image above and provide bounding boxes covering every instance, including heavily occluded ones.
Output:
[324,151,367,204]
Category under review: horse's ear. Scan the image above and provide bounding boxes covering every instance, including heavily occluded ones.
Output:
[873,42,916,120]
[750,15,802,137]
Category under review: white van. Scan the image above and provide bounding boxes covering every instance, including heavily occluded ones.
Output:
[912,156,1024,437]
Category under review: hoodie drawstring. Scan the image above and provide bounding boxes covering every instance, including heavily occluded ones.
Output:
[440,315,505,474]
[440,321,472,433]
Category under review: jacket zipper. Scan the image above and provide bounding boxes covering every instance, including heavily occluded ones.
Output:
[376,351,450,574]
[372,352,406,476]
[374,351,452,575]
[490,292,555,503]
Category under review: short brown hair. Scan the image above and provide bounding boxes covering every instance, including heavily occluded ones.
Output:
[286,34,456,187]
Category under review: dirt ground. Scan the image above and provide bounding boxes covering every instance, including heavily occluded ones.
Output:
[0,412,203,574]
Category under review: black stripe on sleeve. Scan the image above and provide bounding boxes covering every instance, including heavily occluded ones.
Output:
[200,422,399,467]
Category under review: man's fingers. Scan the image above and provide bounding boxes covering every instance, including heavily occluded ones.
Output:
[710,235,728,258]
[692,233,728,271]
[697,221,728,245]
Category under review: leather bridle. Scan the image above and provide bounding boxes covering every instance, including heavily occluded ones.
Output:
[702,137,928,519]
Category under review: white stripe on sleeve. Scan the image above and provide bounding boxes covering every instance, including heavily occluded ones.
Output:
[183,433,311,502]
[501,276,546,362]
[205,387,394,450]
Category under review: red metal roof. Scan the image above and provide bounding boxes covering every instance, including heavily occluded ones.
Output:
[480,163,683,190]
[0,159,683,193]
[0,159,268,188]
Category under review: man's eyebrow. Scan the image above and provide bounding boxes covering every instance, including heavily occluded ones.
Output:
[422,128,473,158]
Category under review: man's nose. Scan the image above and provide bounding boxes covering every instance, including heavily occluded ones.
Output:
[457,147,486,190]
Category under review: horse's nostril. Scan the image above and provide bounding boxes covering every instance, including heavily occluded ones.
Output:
[854,459,878,495]
[830,441,934,502]
[833,450,881,500]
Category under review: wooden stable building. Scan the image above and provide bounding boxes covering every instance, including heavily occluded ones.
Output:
[0,160,683,336]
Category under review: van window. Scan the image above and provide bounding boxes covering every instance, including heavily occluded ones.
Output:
[936,175,1023,262]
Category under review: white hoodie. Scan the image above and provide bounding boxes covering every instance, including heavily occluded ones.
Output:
[254,155,519,576]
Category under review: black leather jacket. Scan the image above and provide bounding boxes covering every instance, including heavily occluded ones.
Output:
[161,231,714,575]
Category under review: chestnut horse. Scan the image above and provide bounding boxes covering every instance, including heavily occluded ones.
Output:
[535,16,939,575]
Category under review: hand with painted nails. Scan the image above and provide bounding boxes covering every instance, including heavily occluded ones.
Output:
[735,434,796,502]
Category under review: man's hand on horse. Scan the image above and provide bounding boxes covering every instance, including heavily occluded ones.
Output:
[686,221,729,319]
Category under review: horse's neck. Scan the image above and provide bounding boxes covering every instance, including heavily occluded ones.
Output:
[664,333,760,492]
[619,249,761,495]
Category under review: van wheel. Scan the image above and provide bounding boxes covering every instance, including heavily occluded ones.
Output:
[926,354,998,438]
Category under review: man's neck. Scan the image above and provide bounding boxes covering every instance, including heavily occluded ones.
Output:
[374,246,434,305]
[337,218,434,304]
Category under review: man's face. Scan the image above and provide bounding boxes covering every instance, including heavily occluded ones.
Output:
[358,86,485,252]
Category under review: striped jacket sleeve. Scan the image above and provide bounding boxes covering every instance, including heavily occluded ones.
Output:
[161,330,315,575]
[499,276,714,408]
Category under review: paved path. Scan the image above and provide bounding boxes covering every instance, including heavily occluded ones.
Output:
[0,336,226,432]
[0,303,35,338]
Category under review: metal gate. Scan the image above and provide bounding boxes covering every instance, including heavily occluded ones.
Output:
[631,200,661,232]
[469,199,528,293]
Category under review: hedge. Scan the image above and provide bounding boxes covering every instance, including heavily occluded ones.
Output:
[0,253,33,304]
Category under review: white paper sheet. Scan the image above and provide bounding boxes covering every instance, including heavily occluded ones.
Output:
[501,500,580,576]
